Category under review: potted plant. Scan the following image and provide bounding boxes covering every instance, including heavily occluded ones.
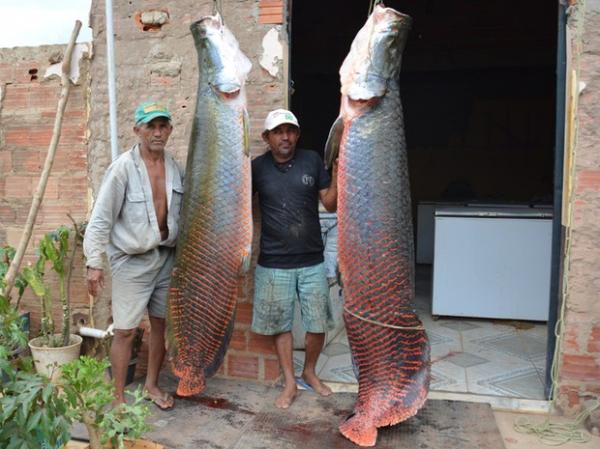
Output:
[0,296,72,449]
[0,245,32,356]
[24,224,83,381]
[60,356,151,449]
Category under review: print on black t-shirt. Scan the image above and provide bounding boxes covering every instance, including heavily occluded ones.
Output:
[252,149,332,269]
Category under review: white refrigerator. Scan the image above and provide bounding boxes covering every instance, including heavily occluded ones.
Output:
[432,206,553,321]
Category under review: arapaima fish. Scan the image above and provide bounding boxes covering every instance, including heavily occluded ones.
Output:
[167,13,252,397]
[326,4,430,446]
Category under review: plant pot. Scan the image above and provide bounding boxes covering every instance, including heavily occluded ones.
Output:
[28,334,82,382]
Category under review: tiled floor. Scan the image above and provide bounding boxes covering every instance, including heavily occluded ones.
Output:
[293,265,549,401]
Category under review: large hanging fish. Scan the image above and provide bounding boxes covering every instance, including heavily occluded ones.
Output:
[167,13,252,397]
[326,4,430,446]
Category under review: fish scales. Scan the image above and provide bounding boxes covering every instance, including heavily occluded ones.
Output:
[329,5,430,447]
[167,14,252,397]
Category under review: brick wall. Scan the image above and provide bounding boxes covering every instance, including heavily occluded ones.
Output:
[556,0,600,413]
[0,45,91,336]
[89,0,287,382]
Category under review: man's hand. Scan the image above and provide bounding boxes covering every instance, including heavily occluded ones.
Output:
[87,267,105,297]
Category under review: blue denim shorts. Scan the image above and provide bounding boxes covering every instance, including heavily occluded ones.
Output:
[252,263,333,335]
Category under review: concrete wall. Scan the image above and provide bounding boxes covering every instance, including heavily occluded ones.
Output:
[0,44,90,335]
[556,0,600,412]
[88,0,286,381]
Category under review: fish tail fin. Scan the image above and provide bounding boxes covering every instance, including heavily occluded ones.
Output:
[174,364,206,397]
[339,413,378,447]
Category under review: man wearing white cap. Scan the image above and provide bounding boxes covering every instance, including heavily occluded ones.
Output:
[251,109,338,408]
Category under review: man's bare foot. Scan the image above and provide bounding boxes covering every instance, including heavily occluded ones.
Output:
[111,398,126,409]
[302,371,332,397]
[275,383,297,409]
[144,385,175,410]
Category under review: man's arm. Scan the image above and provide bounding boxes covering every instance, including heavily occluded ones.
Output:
[83,164,126,295]
[319,159,338,212]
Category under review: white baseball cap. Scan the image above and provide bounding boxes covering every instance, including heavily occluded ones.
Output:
[263,109,300,132]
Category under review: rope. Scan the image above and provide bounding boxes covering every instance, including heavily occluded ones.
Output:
[368,0,384,17]
[213,0,223,19]
[344,306,425,331]
[513,400,600,445]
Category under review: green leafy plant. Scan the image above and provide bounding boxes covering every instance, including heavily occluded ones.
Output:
[0,295,69,449]
[0,367,72,449]
[0,245,29,308]
[0,295,28,360]
[60,356,151,449]
[23,223,84,347]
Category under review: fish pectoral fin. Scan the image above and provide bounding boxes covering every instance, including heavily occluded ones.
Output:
[242,109,250,157]
[239,246,252,276]
[324,116,344,169]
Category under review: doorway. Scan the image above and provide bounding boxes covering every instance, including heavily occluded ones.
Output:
[289,0,558,401]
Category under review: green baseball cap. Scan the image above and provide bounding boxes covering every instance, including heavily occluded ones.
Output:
[134,101,172,125]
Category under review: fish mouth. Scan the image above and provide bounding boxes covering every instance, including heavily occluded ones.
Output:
[212,84,241,100]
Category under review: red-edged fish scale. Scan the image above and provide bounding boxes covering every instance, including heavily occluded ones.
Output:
[337,85,430,446]
[167,86,252,397]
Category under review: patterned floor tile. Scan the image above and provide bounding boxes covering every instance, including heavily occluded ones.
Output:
[318,353,357,383]
[439,320,480,332]
[445,352,490,368]
[468,333,547,362]
[426,329,456,346]
[471,367,545,399]
[430,367,460,391]
[322,342,350,357]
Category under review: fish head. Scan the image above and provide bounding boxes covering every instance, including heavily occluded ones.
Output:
[340,5,411,101]
[191,14,252,99]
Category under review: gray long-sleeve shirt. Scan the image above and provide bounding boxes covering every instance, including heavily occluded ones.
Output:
[83,144,185,269]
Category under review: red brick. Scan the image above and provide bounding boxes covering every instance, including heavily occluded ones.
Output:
[248,332,276,355]
[588,327,600,353]
[4,176,34,198]
[4,124,85,148]
[58,176,87,200]
[564,328,581,352]
[264,357,280,381]
[53,145,87,171]
[230,329,247,351]
[2,85,28,110]
[27,85,60,109]
[0,151,12,173]
[4,127,53,147]
[11,150,42,173]
[561,354,600,382]
[150,73,175,86]
[0,63,15,82]
[236,302,253,325]
[228,354,259,379]
[576,170,600,193]
[259,0,284,24]
[45,178,59,200]
[0,204,16,222]
[40,204,77,224]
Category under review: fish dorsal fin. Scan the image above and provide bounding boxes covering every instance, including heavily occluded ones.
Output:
[324,116,344,169]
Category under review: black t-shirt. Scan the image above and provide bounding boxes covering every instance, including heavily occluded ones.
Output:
[252,149,331,268]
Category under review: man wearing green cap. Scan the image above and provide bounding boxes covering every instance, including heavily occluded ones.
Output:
[83,101,184,410]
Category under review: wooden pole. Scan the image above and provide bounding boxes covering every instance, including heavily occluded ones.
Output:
[2,21,82,301]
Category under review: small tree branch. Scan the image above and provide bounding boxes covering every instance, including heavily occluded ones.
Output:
[2,21,82,300]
